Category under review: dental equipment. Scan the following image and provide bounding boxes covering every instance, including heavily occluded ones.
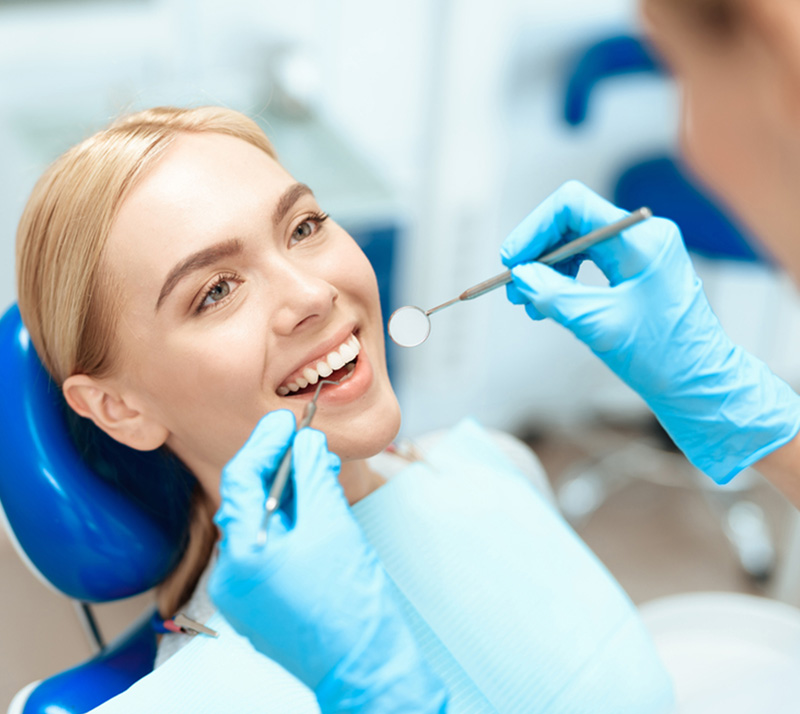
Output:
[258,366,355,546]
[388,207,653,347]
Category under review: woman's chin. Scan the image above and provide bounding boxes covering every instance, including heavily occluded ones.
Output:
[331,395,401,462]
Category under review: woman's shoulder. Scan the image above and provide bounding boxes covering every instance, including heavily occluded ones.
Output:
[369,418,555,505]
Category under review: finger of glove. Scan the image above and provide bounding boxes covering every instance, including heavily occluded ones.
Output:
[216,410,296,541]
[500,181,654,284]
[524,302,547,322]
[510,262,616,346]
[505,282,530,306]
[506,282,547,320]
[501,181,625,265]
[292,428,345,514]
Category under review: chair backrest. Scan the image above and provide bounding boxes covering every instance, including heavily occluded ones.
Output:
[0,303,195,712]
[0,303,192,601]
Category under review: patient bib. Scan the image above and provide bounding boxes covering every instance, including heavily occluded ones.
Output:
[93,419,675,713]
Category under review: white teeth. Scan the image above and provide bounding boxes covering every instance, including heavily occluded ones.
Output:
[327,350,345,371]
[339,341,356,363]
[278,333,361,394]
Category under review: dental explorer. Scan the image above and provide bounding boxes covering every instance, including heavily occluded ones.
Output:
[388,207,653,348]
[258,366,355,546]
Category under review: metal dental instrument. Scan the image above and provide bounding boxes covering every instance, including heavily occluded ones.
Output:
[388,207,653,347]
[258,366,355,546]
[171,613,220,638]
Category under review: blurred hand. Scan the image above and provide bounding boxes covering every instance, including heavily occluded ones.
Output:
[209,410,447,713]
[502,181,800,483]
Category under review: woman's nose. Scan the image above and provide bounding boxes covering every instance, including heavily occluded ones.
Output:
[270,263,338,335]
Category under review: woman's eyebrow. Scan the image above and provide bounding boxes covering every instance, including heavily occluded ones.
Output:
[155,183,313,312]
[156,238,244,311]
[273,182,313,227]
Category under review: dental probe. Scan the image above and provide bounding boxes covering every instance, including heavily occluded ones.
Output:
[258,366,355,546]
[430,207,653,313]
[388,207,652,347]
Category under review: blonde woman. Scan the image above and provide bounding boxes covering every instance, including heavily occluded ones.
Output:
[16,106,674,712]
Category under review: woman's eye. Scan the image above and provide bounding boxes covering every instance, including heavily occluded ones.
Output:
[290,213,329,245]
[291,220,315,244]
[198,278,235,312]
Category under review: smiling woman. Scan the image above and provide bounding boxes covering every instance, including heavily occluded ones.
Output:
[15,106,676,712]
[15,106,399,618]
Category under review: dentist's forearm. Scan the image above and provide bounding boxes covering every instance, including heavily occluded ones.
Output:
[756,431,800,510]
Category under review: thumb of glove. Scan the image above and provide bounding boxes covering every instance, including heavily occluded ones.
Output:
[292,428,344,513]
[215,409,296,546]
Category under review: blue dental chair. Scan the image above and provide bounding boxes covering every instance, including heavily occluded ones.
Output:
[0,303,194,713]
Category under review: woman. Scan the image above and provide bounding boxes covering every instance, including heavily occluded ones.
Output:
[16,107,673,713]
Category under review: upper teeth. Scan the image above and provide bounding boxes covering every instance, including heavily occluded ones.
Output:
[277,334,360,395]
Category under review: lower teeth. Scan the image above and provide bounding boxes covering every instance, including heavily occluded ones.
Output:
[280,357,357,396]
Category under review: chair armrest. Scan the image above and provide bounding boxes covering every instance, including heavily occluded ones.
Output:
[9,610,157,714]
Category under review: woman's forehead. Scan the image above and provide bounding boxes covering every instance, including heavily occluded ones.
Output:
[106,134,293,268]
[128,133,291,217]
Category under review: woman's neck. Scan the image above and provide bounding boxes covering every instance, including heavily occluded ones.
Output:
[339,458,386,505]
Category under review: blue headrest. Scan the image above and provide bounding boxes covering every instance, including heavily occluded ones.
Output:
[614,157,764,263]
[0,304,193,602]
[564,35,662,127]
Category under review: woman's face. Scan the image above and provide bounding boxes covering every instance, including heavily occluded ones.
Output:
[101,132,400,487]
[642,1,800,276]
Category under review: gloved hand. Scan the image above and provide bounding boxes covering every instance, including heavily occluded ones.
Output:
[501,180,800,483]
[209,410,447,713]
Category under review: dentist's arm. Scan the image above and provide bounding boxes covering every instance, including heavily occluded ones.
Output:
[209,410,448,713]
[502,181,800,507]
[753,434,800,506]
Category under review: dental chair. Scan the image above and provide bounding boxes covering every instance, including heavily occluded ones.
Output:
[0,303,193,714]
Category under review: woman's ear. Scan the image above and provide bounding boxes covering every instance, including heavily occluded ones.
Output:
[62,374,169,451]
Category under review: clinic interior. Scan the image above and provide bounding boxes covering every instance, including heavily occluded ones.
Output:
[1,0,800,708]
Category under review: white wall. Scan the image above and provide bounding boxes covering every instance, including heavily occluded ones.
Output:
[385,0,668,435]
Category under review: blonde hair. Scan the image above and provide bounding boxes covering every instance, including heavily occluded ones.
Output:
[16,106,278,617]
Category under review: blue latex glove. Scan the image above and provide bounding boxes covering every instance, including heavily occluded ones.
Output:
[501,180,800,484]
[209,410,448,713]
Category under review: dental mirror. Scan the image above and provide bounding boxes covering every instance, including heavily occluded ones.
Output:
[388,207,652,348]
[387,305,431,348]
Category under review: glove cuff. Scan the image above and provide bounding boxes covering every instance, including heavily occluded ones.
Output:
[647,345,800,484]
[314,582,448,714]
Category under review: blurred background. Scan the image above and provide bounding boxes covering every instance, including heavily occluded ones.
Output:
[2,0,800,707]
